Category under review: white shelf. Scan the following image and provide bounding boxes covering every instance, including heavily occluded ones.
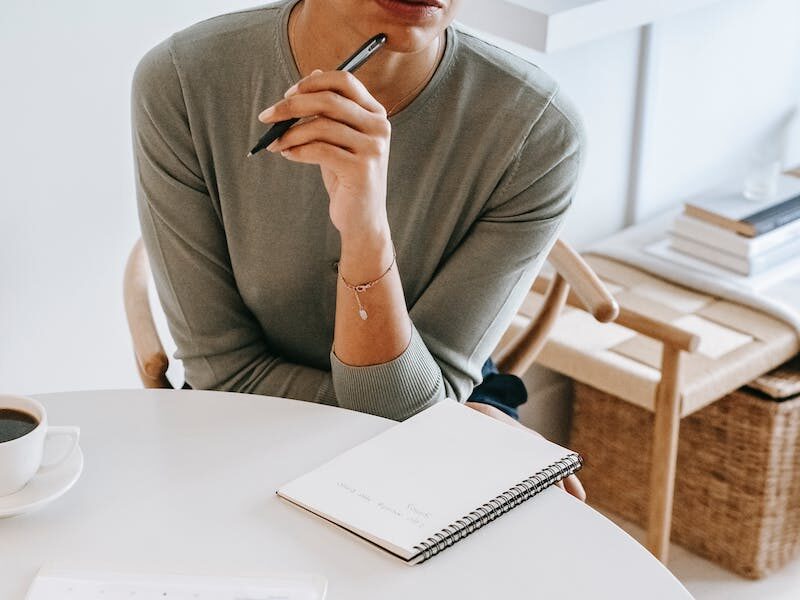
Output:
[457,0,726,53]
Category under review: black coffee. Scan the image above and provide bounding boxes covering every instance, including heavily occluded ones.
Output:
[0,409,39,443]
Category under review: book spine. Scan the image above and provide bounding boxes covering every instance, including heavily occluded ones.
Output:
[745,194,800,236]
[409,454,583,565]
[748,218,800,252]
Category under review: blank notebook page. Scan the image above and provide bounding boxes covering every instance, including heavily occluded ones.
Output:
[277,399,575,561]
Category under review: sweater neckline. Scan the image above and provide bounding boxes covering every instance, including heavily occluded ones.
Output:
[274,0,457,126]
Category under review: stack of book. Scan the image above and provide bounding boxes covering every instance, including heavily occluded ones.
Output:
[668,174,800,276]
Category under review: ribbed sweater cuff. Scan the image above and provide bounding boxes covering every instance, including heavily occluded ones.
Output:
[330,326,444,421]
[313,374,338,406]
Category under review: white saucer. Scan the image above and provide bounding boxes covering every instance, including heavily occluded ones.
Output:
[0,444,84,518]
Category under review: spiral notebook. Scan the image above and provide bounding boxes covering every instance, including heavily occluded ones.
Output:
[277,399,582,564]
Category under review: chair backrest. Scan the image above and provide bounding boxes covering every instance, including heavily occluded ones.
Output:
[123,238,618,387]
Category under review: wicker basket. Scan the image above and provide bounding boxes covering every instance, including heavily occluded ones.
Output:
[570,381,800,579]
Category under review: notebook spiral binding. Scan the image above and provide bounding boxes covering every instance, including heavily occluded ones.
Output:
[410,453,583,564]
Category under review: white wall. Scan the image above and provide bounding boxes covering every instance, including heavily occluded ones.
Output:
[1,1,265,395]
[639,0,800,218]
[2,1,799,414]
[481,0,800,239]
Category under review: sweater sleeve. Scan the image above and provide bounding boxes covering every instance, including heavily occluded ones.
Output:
[132,38,336,405]
[330,93,585,420]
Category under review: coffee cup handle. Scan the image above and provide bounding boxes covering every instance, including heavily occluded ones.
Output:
[38,426,81,474]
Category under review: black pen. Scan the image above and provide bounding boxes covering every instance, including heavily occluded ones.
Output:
[247,33,388,158]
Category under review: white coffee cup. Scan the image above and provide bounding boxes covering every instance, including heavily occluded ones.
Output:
[0,394,80,496]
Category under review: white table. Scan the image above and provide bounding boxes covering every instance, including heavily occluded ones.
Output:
[0,390,692,599]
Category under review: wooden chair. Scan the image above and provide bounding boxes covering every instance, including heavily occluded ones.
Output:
[517,263,702,562]
[123,237,619,390]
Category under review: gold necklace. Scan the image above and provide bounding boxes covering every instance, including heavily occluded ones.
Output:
[289,10,444,118]
[386,34,443,117]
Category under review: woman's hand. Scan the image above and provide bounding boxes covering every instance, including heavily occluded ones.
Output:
[258,69,392,239]
[465,401,587,502]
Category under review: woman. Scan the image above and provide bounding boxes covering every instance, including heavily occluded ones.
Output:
[132,0,585,498]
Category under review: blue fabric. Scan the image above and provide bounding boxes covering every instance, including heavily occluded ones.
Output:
[465,358,528,420]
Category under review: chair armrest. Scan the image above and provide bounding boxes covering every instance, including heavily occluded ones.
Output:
[531,276,699,353]
[547,240,619,322]
[616,308,699,353]
[123,239,169,385]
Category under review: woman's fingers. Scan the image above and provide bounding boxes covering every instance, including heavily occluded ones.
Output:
[268,117,366,155]
[255,69,391,168]
[279,141,353,170]
[286,69,386,115]
[259,91,385,135]
[555,475,585,501]
[563,474,586,502]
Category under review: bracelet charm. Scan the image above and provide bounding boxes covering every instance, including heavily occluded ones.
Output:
[338,249,397,320]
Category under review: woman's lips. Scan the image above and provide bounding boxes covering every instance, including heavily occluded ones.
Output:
[374,0,444,19]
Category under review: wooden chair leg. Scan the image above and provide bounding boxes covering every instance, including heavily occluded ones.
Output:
[647,344,683,563]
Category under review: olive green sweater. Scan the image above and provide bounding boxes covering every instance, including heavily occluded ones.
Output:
[131,0,584,421]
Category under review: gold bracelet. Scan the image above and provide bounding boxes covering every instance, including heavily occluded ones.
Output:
[338,249,397,321]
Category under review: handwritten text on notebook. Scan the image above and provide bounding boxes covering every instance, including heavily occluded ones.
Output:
[337,481,432,529]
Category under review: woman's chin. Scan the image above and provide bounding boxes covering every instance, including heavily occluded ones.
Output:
[382,30,434,53]
[321,0,455,54]
[358,0,454,53]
